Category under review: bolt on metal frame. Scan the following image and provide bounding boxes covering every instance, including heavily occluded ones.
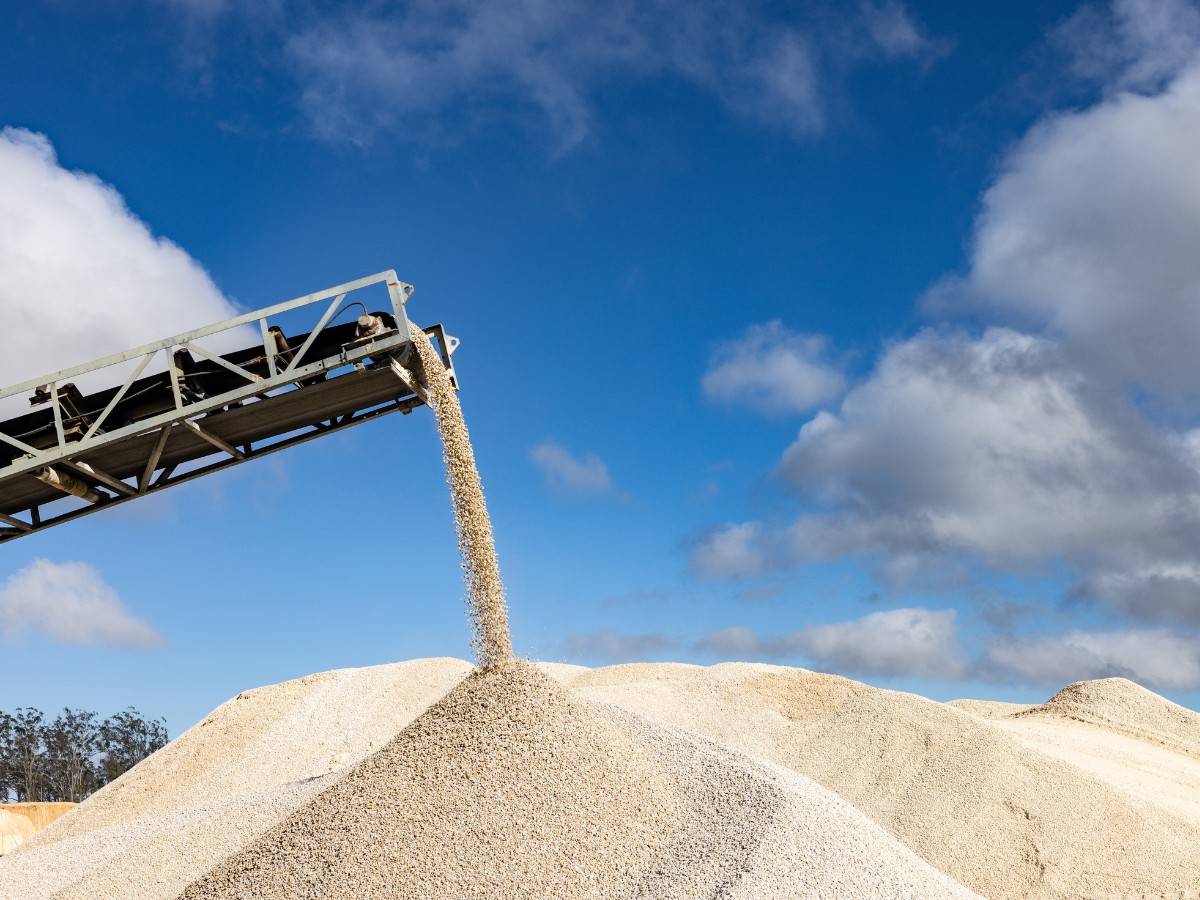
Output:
[0,269,457,544]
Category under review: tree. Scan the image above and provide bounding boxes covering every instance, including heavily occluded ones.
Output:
[0,710,14,802]
[0,705,168,803]
[41,709,101,803]
[2,708,46,802]
[98,708,168,785]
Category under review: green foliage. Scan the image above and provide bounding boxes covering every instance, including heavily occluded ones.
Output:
[0,708,47,803]
[0,706,168,803]
[98,708,169,787]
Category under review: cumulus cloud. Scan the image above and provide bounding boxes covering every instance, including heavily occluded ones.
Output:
[693,326,1200,628]
[779,328,1200,569]
[925,60,1200,398]
[1071,565,1200,627]
[696,607,965,679]
[872,552,971,593]
[0,128,241,395]
[0,558,162,649]
[564,629,676,663]
[703,321,846,415]
[277,0,940,147]
[530,441,614,497]
[694,625,772,658]
[989,628,1200,691]
[694,1,1200,635]
[694,327,1200,591]
[799,607,964,678]
[691,522,770,579]
[1054,0,1200,91]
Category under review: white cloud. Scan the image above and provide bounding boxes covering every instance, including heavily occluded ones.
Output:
[1071,564,1200,626]
[778,328,1200,569]
[925,61,1200,397]
[564,629,675,662]
[0,128,242,396]
[703,321,846,415]
[693,326,1200,626]
[0,558,162,649]
[695,607,965,679]
[530,441,614,497]
[989,628,1200,691]
[694,625,770,658]
[692,522,770,578]
[278,0,940,148]
[1054,0,1200,91]
[857,0,942,60]
[798,607,964,679]
[726,4,1200,626]
[732,30,825,135]
[872,552,970,592]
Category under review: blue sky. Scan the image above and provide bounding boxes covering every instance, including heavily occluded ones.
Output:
[4,0,1200,733]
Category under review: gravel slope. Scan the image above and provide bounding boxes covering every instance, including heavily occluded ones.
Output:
[3,659,1196,900]
[564,662,1200,900]
[0,658,470,900]
[178,661,978,900]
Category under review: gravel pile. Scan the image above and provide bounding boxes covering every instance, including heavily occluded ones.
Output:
[4,659,1196,898]
[990,678,1200,830]
[565,662,1200,900]
[6,780,330,900]
[0,659,470,900]
[945,698,1034,720]
[1015,676,1200,758]
[178,660,976,899]
[410,325,512,668]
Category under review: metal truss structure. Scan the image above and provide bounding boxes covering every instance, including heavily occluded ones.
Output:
[0,270,456,544]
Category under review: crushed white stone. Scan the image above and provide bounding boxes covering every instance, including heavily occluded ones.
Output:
[4,660,1198,899]
[410,325,512,668]
[0,659,470,900]
[177,661,977,900]
[1016,676,1200,758]
[564,662,1200,900]
[945,698,1035,719]
[991,677,1200,829]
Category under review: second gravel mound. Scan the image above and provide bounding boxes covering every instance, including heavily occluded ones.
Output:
[1017,676,1200,757]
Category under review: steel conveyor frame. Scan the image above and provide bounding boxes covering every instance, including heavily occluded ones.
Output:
[0,269,456,544]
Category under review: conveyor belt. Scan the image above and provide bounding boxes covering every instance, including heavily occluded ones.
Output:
[0,269,456,543]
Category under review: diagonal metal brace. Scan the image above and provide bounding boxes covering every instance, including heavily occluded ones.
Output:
[139,425,173,493]
[184,341,264,385]
[389,359,429,405]
[0,511,31,532]
[181,419,245,460]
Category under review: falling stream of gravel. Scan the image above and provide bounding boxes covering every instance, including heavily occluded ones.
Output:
[410,325,513,668]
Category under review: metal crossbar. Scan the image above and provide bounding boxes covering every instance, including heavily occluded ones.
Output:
[0,269,459,544]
